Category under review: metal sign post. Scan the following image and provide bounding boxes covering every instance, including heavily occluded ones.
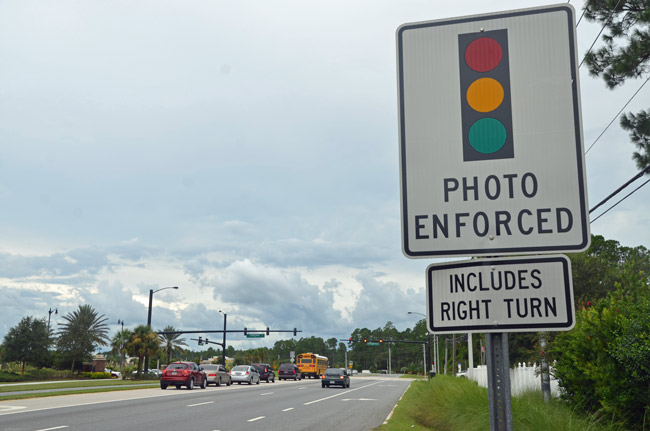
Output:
[486,333,513,431]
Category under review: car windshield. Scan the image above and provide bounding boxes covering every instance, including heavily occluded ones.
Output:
[325,368,342,374]
[202,365,218,370]
[166,363,188,370]
[232,365,249,371]
[279,364,294,369]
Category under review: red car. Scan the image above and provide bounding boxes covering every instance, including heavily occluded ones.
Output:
[160,361,207,390]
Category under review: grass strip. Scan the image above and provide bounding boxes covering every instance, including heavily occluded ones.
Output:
[0,380,158,393]
[377,375,621,431]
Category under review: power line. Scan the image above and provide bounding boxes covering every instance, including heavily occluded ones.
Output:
[585,76,650,154]
[590,177,650,224]
[576,8,587,27]
[590,168,650,214]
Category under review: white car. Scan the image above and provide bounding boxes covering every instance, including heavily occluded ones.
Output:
[105,369,121,378]
[230,365,260,385]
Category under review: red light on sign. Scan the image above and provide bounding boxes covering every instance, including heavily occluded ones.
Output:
[465,37,503,72]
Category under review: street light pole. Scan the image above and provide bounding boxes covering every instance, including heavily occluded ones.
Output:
[144,286,179,374]
[47,307,57,332]
[218,310,227,367]
[408,311,433,377]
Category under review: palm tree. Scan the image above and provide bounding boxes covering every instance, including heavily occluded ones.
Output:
[111,329,133,369]
[158,325,187,365]
[57,305,110,372]
[127,325,160,375]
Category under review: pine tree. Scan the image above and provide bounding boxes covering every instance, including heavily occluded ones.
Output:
[583,0,650,171]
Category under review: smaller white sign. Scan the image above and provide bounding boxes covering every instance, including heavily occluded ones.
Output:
[427,255,574,334]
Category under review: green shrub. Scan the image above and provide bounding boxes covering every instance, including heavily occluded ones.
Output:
[80,372,112,379]
[0,370,22,382]
[552,278,650,430]
[26,368,73,380]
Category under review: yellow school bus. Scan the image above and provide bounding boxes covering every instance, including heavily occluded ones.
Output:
[297,352,328,379]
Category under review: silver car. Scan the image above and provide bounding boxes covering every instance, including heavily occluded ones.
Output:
[230,365,260,385]
[202,364,231,386]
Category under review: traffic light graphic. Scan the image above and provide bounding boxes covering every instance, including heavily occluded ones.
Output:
[458,29,513,161]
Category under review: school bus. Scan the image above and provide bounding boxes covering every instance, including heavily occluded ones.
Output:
[297,353,328,379]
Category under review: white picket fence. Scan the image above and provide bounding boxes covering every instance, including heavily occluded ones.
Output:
[467,363,560,397]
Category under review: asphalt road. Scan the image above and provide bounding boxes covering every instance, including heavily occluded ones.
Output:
[0,375,412,431]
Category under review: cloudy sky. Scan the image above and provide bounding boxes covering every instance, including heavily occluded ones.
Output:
[1,0,648,351]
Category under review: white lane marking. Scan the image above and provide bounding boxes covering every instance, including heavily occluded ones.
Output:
[247,416,265,422]
[36,427,68,431]
[0,389,216,416]
[282,407,294,412]
[303,381,382,405]
[260,392,274,396]
[187,401,214,407]
[0,406,27,412]
[342,398,377,401]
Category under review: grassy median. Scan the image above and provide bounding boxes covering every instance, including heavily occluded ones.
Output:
[0,380,159,401]
[378,375,625,431]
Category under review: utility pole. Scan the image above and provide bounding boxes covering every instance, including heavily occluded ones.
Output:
[452,334,456,375]
[444,337,448,375]
[388,343,392,374]
[422,343,427,376]
[468,333,474,377]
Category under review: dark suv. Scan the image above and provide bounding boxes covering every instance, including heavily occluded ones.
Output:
[252,363,275,383]
[278,363,302,381]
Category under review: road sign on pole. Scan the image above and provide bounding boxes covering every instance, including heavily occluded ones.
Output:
[397,4,589,258]
[246,334,265,338]
[426,254,575,334]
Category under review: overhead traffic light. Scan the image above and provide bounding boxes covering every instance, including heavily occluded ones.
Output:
[379,339,383,344]
[348,337,352,344]
[266,327,270,336]
[458,29,513,161]
[363,338,367,343]
[205,338,209,344]
[198,337,203,345]
[244,327,247,336]
[293,328,297,336]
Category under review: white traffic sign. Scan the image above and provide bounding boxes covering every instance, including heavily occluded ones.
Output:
[426,255,575,334]
[397,4,590,258]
